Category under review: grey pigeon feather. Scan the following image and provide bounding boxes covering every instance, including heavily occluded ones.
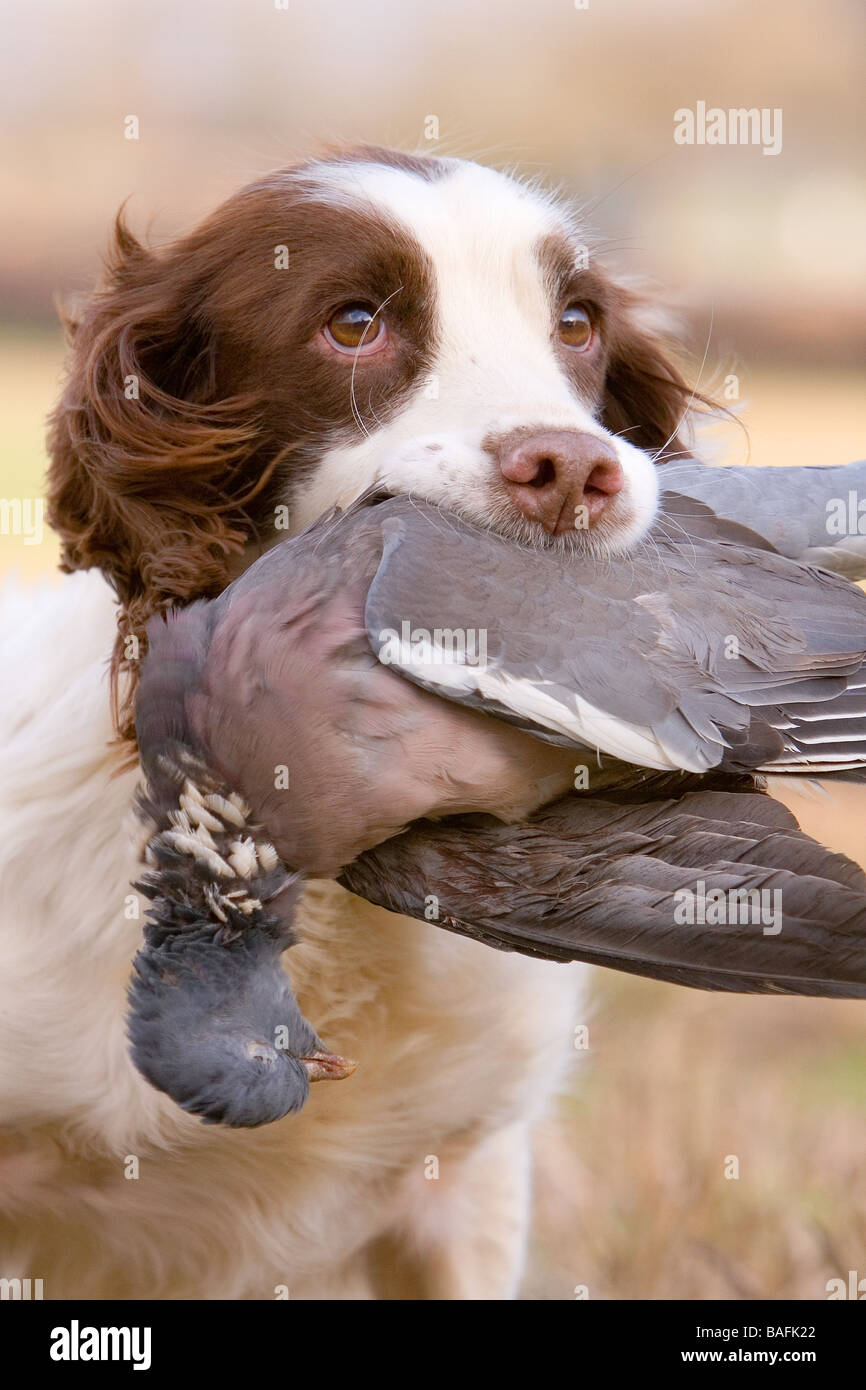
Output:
[666,459,866,577]
[342,780,866,997]
[362,495,866,776]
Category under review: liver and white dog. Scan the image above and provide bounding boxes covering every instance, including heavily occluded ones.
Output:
[0,145,695,1299]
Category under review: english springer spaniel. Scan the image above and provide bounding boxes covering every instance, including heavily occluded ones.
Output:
[1,145,697,1300]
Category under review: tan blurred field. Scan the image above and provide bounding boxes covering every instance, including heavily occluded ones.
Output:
[2,326,865,1300]
[528,979,866,1300]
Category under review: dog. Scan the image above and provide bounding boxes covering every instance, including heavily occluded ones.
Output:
[0,145,697,1299]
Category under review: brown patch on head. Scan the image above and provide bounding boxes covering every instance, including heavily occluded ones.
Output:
[47,148,438,738]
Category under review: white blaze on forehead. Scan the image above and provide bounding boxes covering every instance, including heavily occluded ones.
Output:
[305,156,568,260]
[306,157,579,381]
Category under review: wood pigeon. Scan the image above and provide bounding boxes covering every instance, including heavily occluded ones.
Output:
[129,461,866,1126]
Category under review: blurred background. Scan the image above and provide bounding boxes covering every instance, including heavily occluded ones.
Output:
[1,0,864,1299]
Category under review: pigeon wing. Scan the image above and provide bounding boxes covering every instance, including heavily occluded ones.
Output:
[666,459,866,579]
[363,498,866,777]
[341,781,866,997]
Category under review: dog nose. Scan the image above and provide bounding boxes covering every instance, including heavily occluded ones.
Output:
[497,429,624,536]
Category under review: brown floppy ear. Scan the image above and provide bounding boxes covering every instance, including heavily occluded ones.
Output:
[601,283,711,460]
[47,215,277,739]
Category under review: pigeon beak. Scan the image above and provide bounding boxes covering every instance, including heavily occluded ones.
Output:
[301,1049,357,1082]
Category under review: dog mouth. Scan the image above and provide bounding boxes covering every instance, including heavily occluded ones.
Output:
[442,488,654,558]
[338,463,656,558]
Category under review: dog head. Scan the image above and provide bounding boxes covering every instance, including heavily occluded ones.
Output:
[47,144,698,734]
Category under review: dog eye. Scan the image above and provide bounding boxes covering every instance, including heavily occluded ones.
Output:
[557,303,594,350]
[325,302,386,352]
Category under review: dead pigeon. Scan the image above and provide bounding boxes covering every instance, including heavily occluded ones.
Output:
[129,481,866,1126]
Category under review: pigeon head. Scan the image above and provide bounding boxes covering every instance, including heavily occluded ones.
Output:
[129,921,355,1128]
[129,666,357,1127]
